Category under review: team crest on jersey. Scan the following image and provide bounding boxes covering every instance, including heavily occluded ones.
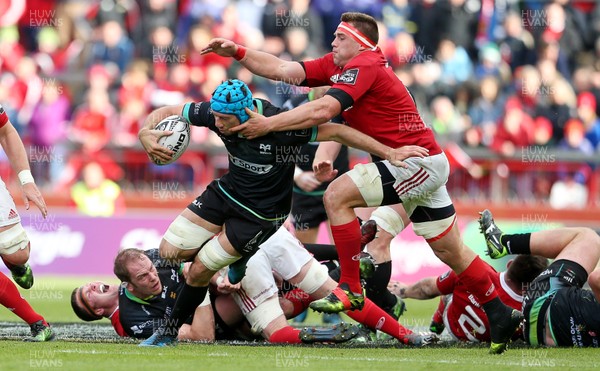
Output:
[259,143,272,154]
[331,68,359,85]
[439,270,451,282]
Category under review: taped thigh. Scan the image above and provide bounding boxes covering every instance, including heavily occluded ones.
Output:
[197,237,239,271]
[163,215,215,250]
[296,260,329,295]
[0,223,29,255]
[370,206,405,237]
[346,163,383,207]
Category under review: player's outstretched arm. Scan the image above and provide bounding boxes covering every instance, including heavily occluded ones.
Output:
[315,123,429,168]
[0,122,47,217]
[139,105,185,164]
[231,95,341,140]
[202,38,306,84]
[389,277,441,300]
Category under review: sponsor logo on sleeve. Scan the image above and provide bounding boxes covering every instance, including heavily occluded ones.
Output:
[332,68,359,85]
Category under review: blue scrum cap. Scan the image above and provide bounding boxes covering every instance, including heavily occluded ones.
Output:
[210,79,253,124]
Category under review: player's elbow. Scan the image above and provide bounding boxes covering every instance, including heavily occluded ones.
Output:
[311,98,339,125]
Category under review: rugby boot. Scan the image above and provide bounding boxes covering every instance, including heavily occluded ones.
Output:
[360,219,378,248]
[227,254,251,285]
[358,251,375,280]
[309,283,364,313]
[489,308,523,354]
[478,209,508,259]
[12,264,34,289]
[24,320,55,342]
[299,322,360,344]
[139,327,177,347]
[402,331,439,347]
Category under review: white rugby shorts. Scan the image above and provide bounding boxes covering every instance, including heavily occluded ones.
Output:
[232,227,312,315]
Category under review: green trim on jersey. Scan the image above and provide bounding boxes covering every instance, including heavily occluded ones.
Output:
[124,288,152,305]
[293,186,325,197]
[253,98,264,115]
[182,102,192,122]
[217,181,287,222]
[526,291,554,346]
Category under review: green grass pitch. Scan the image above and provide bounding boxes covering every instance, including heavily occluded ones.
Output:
[0,276,598,370]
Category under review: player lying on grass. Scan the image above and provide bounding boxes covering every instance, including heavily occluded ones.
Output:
[388,254,547,343]
[479,209,600,347]
[226,225,437,345]
[71,247,360,343]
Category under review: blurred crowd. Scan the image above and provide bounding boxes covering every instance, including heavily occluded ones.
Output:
[1,0,600,208]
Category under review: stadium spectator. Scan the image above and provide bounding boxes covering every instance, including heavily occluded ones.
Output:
[467,76,506,146]
[69,89,115,153]
[433,0,480,59]
[88,20,134,75]
[28,79,70,187]
[0,26,25,73]
[538,78,575,144]
[204,12,526,354]
[436,38,473,88]
[576,92,600,150]
[0,104,52,341]
[474,42,510,81]
[381,0,411,39]
[491,97,535,157]
[479,210,600,347]
[70,161,125,217]
[389,254,547,343]
[430,95,467,142]
[498,11,537,72]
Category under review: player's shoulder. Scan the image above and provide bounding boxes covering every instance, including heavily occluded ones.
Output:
[254,98,284,117]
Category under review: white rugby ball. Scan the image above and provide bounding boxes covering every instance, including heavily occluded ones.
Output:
[154,115,191,165]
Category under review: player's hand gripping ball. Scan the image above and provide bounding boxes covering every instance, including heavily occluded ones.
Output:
[154,115,191,165]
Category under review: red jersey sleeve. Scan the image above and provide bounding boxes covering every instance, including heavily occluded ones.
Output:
[110,309,128,337]
[302,53,337,87]
[0,105,8,128]
[329,53,376,103]
[435,270,458,295]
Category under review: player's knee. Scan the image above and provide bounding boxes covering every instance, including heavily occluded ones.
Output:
[322,186,341,211]
[370,206,405,239]
[578,228,600,250]
[0,223,30,262]
[163,215,215,251]
[345,163,384,207]
[588,269,600,291]
[295,260,329,295]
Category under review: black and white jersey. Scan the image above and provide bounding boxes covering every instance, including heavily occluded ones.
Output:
[183,98,318,219]
[118,249,184,339]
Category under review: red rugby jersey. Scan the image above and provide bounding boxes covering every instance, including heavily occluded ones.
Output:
[436,267,522,342]
[302,50,441,155]
[0,104,8,128]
